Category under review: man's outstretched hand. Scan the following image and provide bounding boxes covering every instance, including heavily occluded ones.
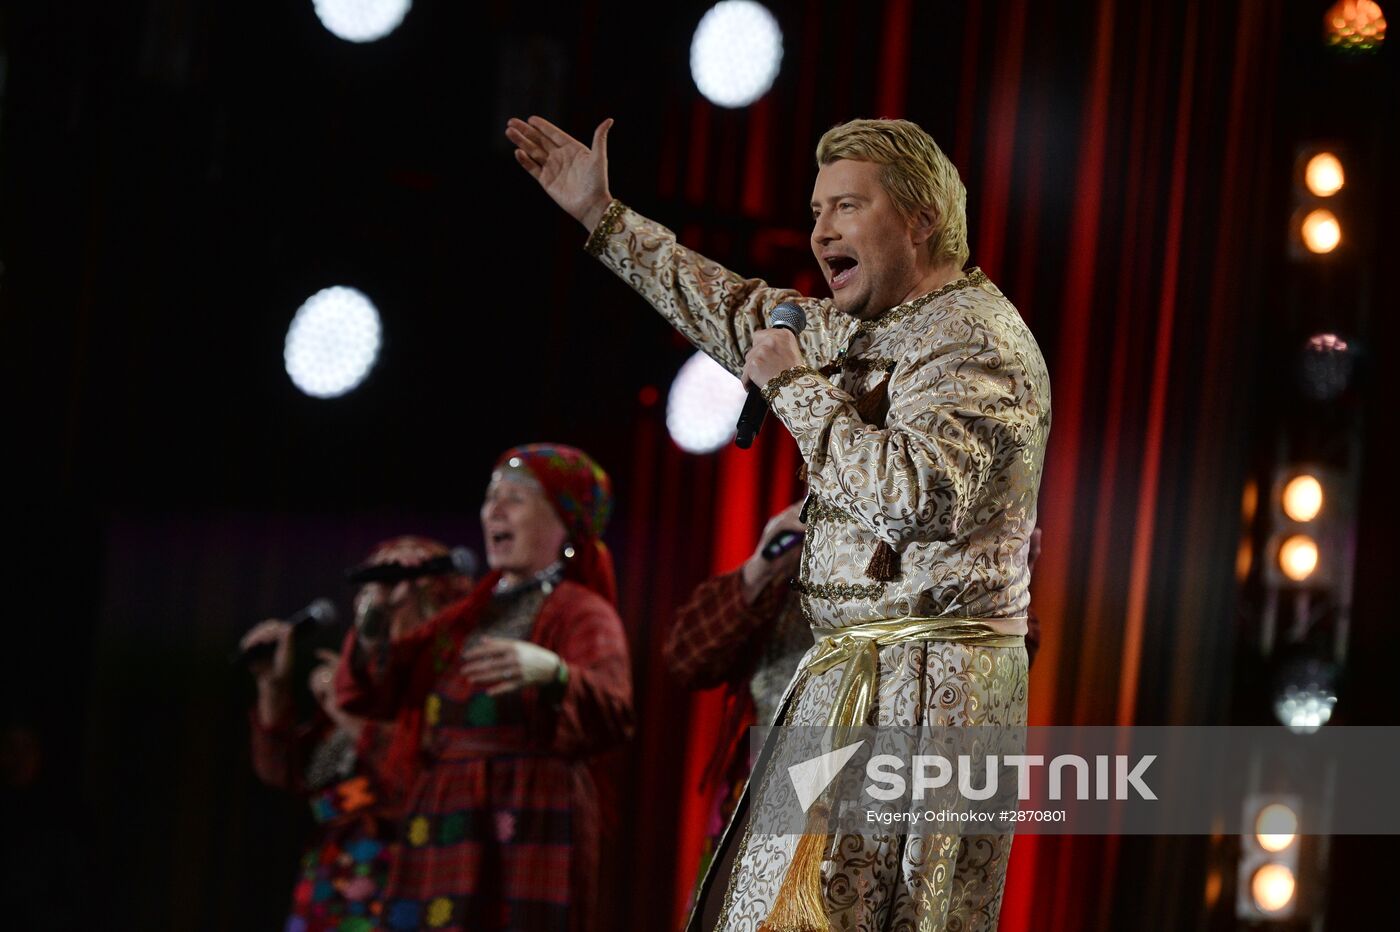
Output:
[506,116,615,232]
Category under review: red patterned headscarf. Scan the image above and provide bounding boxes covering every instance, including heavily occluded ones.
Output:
[494,443,617,605]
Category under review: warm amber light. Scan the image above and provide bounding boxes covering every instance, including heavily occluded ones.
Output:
[1251,864,1296,913]
[1241,478,1259,523]
[1279,535,1319,581]
[1326,0,1387,51]
[1305,153,1345,196]
[1256,803,1299,853]
[1282,475,1324,522]
[1301,209,1341,253]
[1236,538,1254,582]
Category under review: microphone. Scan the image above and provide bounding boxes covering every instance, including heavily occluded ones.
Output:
[233,597,339,666]
[344,546,478,586]
[735,302,808,449]
[761,529,804,560]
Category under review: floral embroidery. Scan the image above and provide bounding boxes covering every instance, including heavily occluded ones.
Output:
[496,811,517,843]
[761,365,820,402]
[854,268,989,334]
[584,199,627,258]
[424,693,441,727]
[803,495,857,525]
[426,897,454,928]
[792,578,886,601]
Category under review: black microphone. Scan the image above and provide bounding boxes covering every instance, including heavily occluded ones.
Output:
[735,301,808,449]
[233,597,339,666]
[344,546,478,586]
[761,529,804,560]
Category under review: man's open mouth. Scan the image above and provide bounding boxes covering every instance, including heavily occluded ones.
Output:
[827,256,859,288]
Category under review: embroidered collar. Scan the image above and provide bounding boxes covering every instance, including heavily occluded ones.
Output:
[492,560,565,599]
[854,268,988,335]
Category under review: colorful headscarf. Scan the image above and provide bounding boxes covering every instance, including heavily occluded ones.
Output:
[494,443,617,605]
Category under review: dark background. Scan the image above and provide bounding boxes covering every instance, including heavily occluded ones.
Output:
[0,0,1395,929]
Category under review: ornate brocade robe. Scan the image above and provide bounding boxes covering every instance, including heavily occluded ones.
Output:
[588,201,1051,932]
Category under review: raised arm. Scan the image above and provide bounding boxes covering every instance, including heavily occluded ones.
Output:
[505,115,616,235]
[506,116,847,374]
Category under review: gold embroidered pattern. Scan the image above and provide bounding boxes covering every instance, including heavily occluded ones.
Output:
[842,356,897,376]
[793,578,886,601]
[584,199,627,257]
[855,267,989,334]
[803,494,857,525]
[761,364,820,402]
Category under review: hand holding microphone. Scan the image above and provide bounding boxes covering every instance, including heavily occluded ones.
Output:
[736,302,808,448]
[740,501,806,605]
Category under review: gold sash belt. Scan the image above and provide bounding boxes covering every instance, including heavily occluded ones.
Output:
[756,616,1026,932]
[804,616,1026,743]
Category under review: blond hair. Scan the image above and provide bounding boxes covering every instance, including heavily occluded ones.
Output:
[815,119,969,268]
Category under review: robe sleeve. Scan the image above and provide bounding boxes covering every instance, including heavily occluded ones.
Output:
[585,199,846,376]
[248,709,325,793]
[664,570,790,690]
[534,592,635,758]
[762,317,1040,547]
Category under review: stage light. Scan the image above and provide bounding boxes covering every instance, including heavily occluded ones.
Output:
[1299,333,1356,401]
[1235,537,1253,582]
[1250,864,1296,913]
[1304,153,1345,197]
[1255,803,1299,853]
[284,286,382,398]
[667,351,748,453]
[1325,0,1387,51]
[1300,209,1341,254]
[313,0,412,43]
[1282,475,1324,523]
[691,1,783,108]
[1273,656,1338,734]
[1241,478,1259,523]
[1277,535,1319,581]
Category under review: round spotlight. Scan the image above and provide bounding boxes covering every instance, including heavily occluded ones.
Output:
[1255,803,1299,853]
[1300,208,1341,254]
[1282,475,1324,522]
[1325,0,1387,51]
[1274,656,1339,734]
[1304,152,1345,197]
[284,286,382,398]
[1277,534,1319,581]
[313,0,412,43]
[691,1,784,108]
[666,351,748,454]
[1251,864,1296,914]
[1299,332,1356,401]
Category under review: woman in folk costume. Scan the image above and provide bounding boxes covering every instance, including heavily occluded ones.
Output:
[245,536,475,932]
[335,445,634,932]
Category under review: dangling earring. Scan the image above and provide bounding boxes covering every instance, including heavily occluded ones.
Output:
[562,543,577,560]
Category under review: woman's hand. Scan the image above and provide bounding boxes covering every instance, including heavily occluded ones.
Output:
[740,502,806,604]
[241,619,295,727]
[241,619,294,686]
[460,636,564,697]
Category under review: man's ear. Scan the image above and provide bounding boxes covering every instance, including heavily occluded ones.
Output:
[909,207,939,247]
